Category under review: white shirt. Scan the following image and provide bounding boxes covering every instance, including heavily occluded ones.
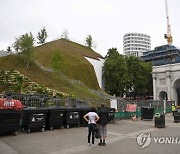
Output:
[86,112,98,124]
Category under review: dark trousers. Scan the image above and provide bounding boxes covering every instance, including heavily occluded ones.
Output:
[88,123,96,144]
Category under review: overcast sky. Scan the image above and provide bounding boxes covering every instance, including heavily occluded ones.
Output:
[0,0,180,56]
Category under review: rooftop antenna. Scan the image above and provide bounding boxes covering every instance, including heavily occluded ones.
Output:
[164,0,173,45]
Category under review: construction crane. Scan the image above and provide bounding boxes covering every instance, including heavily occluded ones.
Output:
[164,0,173,45]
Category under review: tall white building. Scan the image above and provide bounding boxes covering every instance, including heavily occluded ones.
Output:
[123,32,151,57]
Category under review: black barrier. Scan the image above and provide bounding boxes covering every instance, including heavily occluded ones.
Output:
[108,108,115,123]
[155,113,165,128]
[141,107,154,120]
[174,110,180,123]
[22,108,48,134]
[46,108,65,130]
[0,109,21,136]
[63,108,81,128]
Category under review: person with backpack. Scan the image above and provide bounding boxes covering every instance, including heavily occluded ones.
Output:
[83,107,99,146]
[97,103,109,146]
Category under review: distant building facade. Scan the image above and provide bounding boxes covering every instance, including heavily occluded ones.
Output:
[123,32,151,57]
[140,45,180,66]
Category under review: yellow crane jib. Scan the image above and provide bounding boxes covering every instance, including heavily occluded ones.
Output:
[164,0,173,45]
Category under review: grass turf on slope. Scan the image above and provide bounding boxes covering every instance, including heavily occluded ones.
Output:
[33,39,104,89]
[0,55,103,99]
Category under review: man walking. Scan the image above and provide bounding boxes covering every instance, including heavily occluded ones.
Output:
[97,103,109,146]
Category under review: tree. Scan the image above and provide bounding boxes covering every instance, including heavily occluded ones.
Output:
[51,50,63,72]
[105,48,119,58]
[13,37,21,52]
[103,48,128,97]
[13,32,35,68]
[6,46,11,53]
[125,56,153,98]
[85,35,93,48]
[138,62,153,96]
[104,49,153,98]
[125,56,140,97]
[61,29,69,40]
[37,27,48,44]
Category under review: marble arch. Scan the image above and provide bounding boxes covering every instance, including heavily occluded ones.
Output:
[152,63,180,106]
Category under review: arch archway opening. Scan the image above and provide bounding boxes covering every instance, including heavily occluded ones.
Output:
[173,79,180,106]
[159,91,168,101]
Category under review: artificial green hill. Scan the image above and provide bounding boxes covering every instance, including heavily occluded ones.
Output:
[0,39,109,99]
[33,39,103,89]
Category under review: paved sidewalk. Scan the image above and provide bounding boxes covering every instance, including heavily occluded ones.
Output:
[0,114,179,154]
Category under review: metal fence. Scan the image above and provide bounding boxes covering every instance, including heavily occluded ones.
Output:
[1,93,109,108]
[1,93,174,109]
[1,93,89,108]
[114,98,173,119]
[0,93,174,120]
[116,98,173,111]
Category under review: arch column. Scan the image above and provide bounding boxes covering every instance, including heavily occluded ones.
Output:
[166,71,171,100]
[152,73,157,100]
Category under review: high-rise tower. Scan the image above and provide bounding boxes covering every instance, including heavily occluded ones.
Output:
[123,32,151,57]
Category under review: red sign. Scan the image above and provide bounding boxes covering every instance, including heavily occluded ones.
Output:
[0,98,23,110]
[126,104,137,112]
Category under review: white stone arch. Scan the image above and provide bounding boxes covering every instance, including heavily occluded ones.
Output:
[172,77,180,105]
[171,76,180,87]
[158,90,168,101]
[152,63,180,103]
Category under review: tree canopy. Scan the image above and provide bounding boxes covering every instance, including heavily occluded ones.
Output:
[37,27,48,45]
[85,35,93,48]
[103,48,128,96]
[13,32,35,68]
[103,48,153,98]
[61,29,69,40]
[125,56,153,98]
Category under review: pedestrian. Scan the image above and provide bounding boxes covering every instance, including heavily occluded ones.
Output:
[171,103,176,116]
[97,103,109,146]
[83,107,99,146]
